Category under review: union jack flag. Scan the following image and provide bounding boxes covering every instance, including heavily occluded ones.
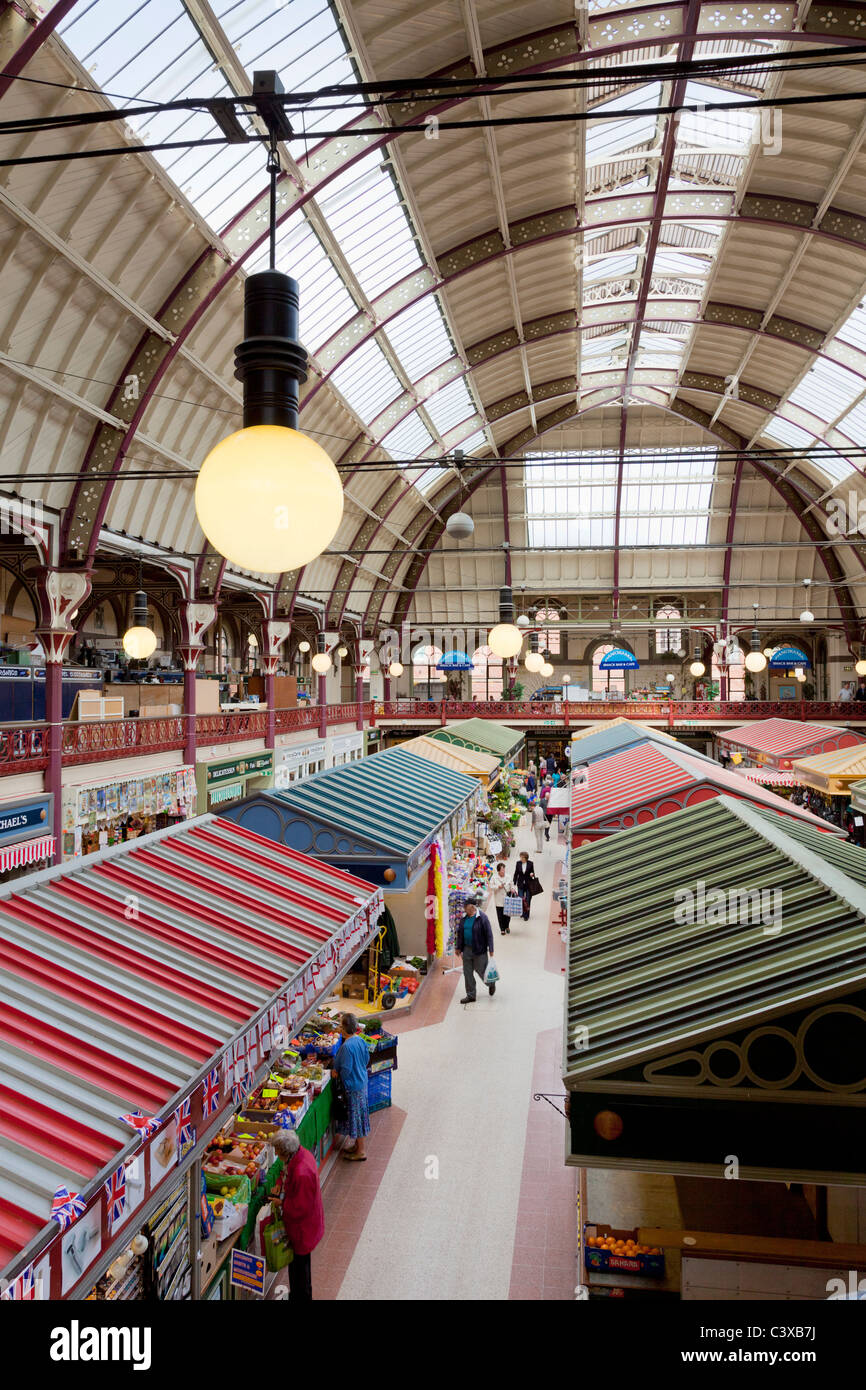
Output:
[104,1166,126,1227]
[50,1186,85,1232]
[202,1067,220,1116]
[231,1073,251,1109]
[174,1097,193,1149]
[0,1265,35,1300]
[118,1111,162,1142]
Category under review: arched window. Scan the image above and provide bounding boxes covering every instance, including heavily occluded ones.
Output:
[472,646,503,700]
[218,625,230,673]
[246,632,258,674]
[412,643,445,695]
[592,643,625,698]
[655,604,682,656]
[712,644,745,702]
[535,606,561,655]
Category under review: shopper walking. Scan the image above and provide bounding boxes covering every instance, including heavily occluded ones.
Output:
[331,1013,371,1161]
[546,749,557,776]
[513,850,541,921]
[271,1130,324,1301]
[488,860,510,935]
[456,896,496,1002]
[531,800,546,853]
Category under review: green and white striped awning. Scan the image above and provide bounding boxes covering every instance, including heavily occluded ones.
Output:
[272,745,478,856]
[209,782,244,804]
[565,794,866,1086]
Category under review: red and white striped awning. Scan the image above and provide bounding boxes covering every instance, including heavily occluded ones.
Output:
[0,835,54,874]
[721,718,865,762]
[735,768,799,786]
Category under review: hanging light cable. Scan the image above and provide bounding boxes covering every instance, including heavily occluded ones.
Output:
[194,73,343,575]
[744,603,767,672]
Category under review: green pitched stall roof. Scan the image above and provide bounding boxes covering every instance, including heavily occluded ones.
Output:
[430,718,523,762]
[565,795,866,1086]
[272,746,478,856]
[564,795,866,1183]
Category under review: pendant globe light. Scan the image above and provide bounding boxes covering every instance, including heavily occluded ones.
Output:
[540,660,554,679]
[311,634,331,674]
[855,646,866,677]
[744,603,767,673]
[388,661,404,678]
[122,561,158,661]
[337,645,348,659]
[488,586,524,659]
[298,639,311,654]
[194,79,343,575]
[689,643,705,678]
[525,631,544,673]
[799,578,814,623]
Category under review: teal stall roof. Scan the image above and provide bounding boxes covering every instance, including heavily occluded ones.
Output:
[271,746,478,856]
[430,718,523,761]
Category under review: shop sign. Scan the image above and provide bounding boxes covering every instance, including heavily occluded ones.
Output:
[0,667,101,682]
[230,1249,266,1296]
[0,795,51,845]
[206,752,274,785]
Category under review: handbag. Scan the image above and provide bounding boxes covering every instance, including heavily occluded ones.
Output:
[331,1072,349,1126]
[263,1202,293,1271]
[529,874,544,898]
[504,894,524,917]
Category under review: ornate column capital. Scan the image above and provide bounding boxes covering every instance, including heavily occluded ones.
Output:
[261,619,292,677]
[177,599,218,671]
[33,568,92,663]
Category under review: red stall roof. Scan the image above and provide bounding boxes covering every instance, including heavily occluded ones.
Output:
[0,816,381,1272]
[570,743,841,840]
[719,717,866,764]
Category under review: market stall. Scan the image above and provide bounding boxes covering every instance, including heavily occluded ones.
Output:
[569,741,839,847]
[565,794,866,1189]
[195,751,274,814]
[791,744,866,801]
[61,765,195,860]
[717,717,865,771]
[569,717,716,767]
[428,717,523,768]
[395,733,501,795]
[0,792,54,882]
[219,745,480,959]
[0,815,382,1301]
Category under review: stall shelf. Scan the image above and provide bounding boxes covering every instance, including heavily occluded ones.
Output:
[0,815,382,1300]
[564,795,866,1186]
[717,717,865,771]
[569,741,840,846]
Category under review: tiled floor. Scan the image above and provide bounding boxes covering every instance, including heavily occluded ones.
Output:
[305,815,574,1300]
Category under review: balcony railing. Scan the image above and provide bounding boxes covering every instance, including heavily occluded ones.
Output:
[2,698,865,778]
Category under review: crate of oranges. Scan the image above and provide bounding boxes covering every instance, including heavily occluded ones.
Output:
[583,1224,665,1277]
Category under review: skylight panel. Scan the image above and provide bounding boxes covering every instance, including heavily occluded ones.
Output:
[652,249,712,278]
[586,84,662,164]
[582,330,629,359]
[425,379,476,435]
[318,152,424,301]
[413,466,449,495]
[381,414,434,461]
[788,359,863,423]
[460,431,487,456]
[677,81,757,154]
[331,340,404,425]
[834,302,866,355]
[808,448,856,484]
[383,298,454,382]
[583,253,639,285]
[762,417,814,449]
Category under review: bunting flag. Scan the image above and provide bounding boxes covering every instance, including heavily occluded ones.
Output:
[104,1166,126,1228]
[245,1026,259,1073]
[258,1011,272,1056]
[1,1265,36,1300]
[202,1067,220,1117]
[231,1073,251,1109]
[118,1111,162,1143]
[174,1097,193,1151]
[50,1186,86,1232]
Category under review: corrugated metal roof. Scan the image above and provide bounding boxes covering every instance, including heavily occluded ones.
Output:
[567,720,714,766]
[569,743,837,834]
[270,746,478,855]
[570,717,681,746]
[0,816,379,1268]
[792,744,866,794]
[429,719,523,760]
[565,796,866,1084]
[395,735,499,778]
[722,718,866,758]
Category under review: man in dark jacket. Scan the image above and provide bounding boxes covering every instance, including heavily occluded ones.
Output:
[456,896,496,1003]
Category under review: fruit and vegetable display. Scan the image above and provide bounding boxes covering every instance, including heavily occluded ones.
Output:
[583,1224,665,1278]
[203,1131,267,1180]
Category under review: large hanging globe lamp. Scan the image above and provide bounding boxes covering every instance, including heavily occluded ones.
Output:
[195,269,343,574]
[525,651,545,673]
[122,589,157,660]
[540,661,554,679]
[689,659,705,677]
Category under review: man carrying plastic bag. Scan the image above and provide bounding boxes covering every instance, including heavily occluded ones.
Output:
[455,896,497,1004]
